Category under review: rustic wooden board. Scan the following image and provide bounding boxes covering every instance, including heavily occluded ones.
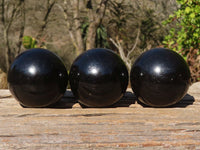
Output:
[0,84,200,149]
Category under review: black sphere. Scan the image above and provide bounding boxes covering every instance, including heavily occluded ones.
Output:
[130,48,191,107]
[69,48,128,107]
[8,48,68,107]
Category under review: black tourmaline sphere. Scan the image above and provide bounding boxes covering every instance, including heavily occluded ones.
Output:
[69,48,129,107]
[130,48,191,107]
[8,48,68,107]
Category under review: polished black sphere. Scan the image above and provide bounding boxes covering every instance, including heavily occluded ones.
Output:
[130,48,191,107]
[8,48,68,107]
[69,48,128,107]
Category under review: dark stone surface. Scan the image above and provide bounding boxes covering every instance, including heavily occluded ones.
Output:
[69,48,128,107]
[8,48,68,107]
[130,48,191,107]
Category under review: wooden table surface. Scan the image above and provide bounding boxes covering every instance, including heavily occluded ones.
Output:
[0,83,200,150]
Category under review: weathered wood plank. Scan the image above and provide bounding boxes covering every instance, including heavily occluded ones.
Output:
[0,84,200,149]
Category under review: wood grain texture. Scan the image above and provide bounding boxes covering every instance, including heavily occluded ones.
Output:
[0,84,200,150]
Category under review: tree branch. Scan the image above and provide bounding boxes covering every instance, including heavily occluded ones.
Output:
[16,0,26,56]
[109,37,125,60]
[72,0,84,55]
[110,37,131,71]
[127,28,140,58]
[86,0,108,49]
[5,2,21,32]
[2,1,22,72]
[1,0,5,26]
[36,0,55,40]
[58,0,84,55]
[69,31,79,51]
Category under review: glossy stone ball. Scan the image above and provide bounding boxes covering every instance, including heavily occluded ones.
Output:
[8,48,68,107]
[130,48,191,107]
[69,48,128,107]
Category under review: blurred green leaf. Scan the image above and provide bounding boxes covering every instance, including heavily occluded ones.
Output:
[22,36,37,49]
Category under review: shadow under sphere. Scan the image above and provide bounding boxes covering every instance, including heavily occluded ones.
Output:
[69,48,129,107]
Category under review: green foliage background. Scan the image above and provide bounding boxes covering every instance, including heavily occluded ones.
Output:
[163,0,200,82]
